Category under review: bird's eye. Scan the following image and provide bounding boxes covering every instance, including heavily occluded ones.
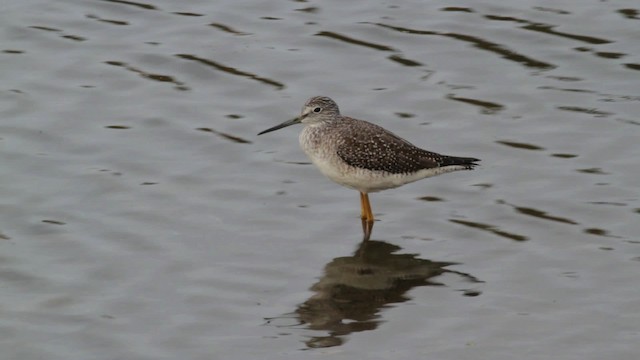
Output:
[313,107,322,113]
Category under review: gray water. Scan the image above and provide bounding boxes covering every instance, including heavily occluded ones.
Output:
[2,0,639,359]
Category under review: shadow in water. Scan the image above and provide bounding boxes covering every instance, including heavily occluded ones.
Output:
[266,239,482,349]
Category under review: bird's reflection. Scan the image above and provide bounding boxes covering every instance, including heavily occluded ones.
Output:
[267,239,482,349]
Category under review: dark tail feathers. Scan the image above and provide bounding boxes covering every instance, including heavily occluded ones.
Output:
[442,156,480,170]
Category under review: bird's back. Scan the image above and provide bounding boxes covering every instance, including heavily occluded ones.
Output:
[334,117,478,174]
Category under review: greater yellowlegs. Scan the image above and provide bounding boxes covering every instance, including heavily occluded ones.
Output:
[258,96,479,240]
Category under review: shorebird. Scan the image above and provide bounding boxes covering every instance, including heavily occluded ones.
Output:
[258,96,479,240]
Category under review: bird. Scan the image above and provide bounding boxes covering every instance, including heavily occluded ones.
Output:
[258,96,479,241]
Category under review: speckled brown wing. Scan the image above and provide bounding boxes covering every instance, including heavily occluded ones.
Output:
[335,118,478,174]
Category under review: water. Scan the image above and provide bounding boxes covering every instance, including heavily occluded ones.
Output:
[1,0,639,359]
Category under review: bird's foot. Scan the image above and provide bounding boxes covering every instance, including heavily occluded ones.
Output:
[361,218,374,241]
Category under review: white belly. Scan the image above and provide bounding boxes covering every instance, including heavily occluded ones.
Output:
[306,151,466,193]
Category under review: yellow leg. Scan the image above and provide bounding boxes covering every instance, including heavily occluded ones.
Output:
[359,192,374,241]
[362,193,374,222]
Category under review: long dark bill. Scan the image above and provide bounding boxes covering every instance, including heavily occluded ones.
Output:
[257,117,302,135]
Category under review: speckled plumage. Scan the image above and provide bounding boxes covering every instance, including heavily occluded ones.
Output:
[258,96,480,240]
[295,97,479,193]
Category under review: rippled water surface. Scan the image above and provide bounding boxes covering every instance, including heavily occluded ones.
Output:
[2,0,639,359]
